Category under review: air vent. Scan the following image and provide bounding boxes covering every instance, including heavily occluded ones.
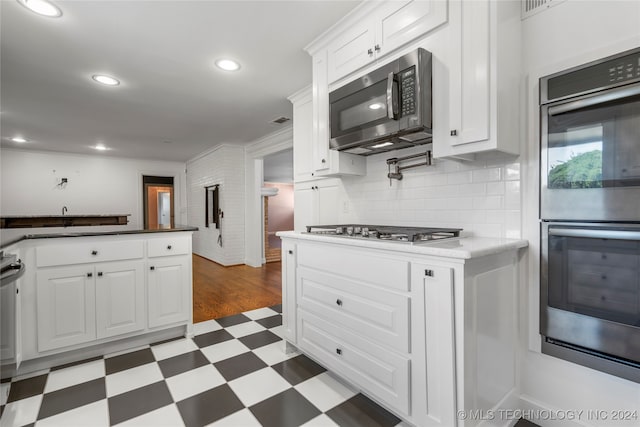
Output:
[521,0,566,20]
[270,116,290,124]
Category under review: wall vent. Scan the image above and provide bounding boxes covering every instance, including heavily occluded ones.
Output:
[521,0,566,20]
[270,116,291,124]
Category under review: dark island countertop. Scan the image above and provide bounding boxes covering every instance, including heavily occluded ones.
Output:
[0,225,198,249]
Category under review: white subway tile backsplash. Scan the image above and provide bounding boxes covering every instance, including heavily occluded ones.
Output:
[473,195,504,210]
[505,181,521,210]
[486,181,506,195]
[447,171,472,185]
[472,167,502,182]
[505,163,520,181]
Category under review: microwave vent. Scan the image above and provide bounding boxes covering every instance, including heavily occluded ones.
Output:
[521,0,566,20]
[270,116,291,124]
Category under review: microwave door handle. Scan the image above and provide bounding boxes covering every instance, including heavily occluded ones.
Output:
[549,228,640,240]
[386,72,399,120]
[548,84,640,116]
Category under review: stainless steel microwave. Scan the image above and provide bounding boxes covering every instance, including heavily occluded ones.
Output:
[329,48,432,156]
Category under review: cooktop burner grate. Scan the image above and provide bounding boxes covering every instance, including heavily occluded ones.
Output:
[305,224,462,243]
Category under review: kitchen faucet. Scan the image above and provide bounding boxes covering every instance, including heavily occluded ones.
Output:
[62,206,68,215]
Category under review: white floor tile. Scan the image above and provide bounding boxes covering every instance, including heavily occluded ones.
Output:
[0,394,42,427]
[252,341,298,366]
[199,339,250,364]
[294,372,357,412]
[207,408,261,427]
[243,307,278,320]
[300,413,340,427]
[269,325,285,339]
[44,360,105,393]
[227,367,291,407]
[116,403,184,427]
[193,319,222,336]
[150,338,198,361]
[12,368,50,382]
[106,363,164,398]
[35,399,109,427]
[165,365,226,402]
[225,322,266,338]
[1,382,10,406]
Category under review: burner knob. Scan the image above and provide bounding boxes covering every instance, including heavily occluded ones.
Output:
[346,226,354,236]
[335,227,344,235]
[362,227,369,237]
[354,226,361,235]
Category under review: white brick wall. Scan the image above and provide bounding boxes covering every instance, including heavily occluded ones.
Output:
[187,145,245,265]
[339,146,521,238]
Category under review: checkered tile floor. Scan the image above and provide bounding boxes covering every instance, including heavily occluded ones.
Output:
[0,305,405,427]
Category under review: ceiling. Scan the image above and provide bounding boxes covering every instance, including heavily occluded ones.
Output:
[0,0,358,162]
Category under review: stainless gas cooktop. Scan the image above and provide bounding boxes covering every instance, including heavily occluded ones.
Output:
[305,224,462,243]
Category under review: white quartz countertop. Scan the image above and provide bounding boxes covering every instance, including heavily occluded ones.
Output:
[277,231,528,259]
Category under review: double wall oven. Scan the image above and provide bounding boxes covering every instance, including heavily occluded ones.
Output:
[540,47,640,382]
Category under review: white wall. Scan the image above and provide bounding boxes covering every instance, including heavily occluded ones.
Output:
[187,144,245,266]
[520,1,640,425]
[0,149,187,241]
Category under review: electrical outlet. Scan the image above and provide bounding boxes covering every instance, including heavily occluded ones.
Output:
[342,201,349,213]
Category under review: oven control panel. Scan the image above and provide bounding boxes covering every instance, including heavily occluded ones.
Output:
[608,55,640,83]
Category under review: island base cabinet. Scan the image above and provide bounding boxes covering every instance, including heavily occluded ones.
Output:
[36,267,96,352]
[147,257,190,328]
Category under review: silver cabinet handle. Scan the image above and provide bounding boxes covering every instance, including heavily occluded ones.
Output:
[91,250,98,256]
[374,44,381,51]
[367,48,373,55]
[425,269,434,277]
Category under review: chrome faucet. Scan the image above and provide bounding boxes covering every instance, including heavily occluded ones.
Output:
[62,206,68,215]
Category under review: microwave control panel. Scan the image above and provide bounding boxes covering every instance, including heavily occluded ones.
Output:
[400,66,416,116]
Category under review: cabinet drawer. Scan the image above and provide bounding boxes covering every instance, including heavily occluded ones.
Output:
[148,236,190,258]
[36,240,144,267]
[298,244,410,291]
[298,310,410,415]
[298,267,409,352]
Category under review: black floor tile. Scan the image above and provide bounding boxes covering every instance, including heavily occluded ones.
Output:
[250,388,321,427]
[37,378,106,420]
[515,419,541,427]
[238,330,281,350]
[272,354,326,386]
[215,313,251,328]
[7,374,48,403]
[151,335,184,346]
[51,355,104,372]
[326,394,400,427]
[270,304,283,313]
[255,314,282,329]
[193,329,234,348]
[177,384,244,427]
[158,350,210,378]
[213,351,268,381]
[105,348,155,375]
[108,380,173,425]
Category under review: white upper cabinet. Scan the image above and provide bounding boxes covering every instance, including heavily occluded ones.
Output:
[327,0,447,84]
[289,88,315,183]
[433,0,521,158]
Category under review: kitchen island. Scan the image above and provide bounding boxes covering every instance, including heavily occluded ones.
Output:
[1,226,197,378]
[278,231,527,427]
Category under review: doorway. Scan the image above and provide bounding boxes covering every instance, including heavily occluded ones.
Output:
[143,175,174,229]
[262,149,294,263]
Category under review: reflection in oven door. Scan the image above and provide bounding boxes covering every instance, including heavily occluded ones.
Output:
[541,223,640,382]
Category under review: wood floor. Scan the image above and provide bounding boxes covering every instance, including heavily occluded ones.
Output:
[192,254,282,323]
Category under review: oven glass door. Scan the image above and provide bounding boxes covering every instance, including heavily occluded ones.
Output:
[541,84,640,220]
[542,223,640,362]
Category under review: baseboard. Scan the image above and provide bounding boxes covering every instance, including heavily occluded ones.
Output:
[476,388,521,427]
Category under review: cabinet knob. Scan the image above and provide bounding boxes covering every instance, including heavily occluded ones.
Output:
[450,130,457,136]
[321,158,326,163]
[425,269,434,277]
[336,299,343,306]
[150,266,155,271]
[97,272,103,277]
[374,44,381,51]
[367,48,373,56]
[336,348,342,355]
[91,250,98,256]
[167,245,172,250]
[87,272,93,278]
[288,250,293,255]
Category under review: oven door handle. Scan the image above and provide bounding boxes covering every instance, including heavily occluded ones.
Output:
[549,228,640,240]
[548,84,640,116]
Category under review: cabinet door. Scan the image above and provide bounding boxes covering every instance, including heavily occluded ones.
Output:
[377,0,448,55]
[281,240,297,343]
[293,185,317,232]
[312,51,331,172]
[95,261,145,339]
[317,183,339,225]
[36,266,96,352]
[327,20,375,84]
[292,90,315,182]
[148,256,190,328]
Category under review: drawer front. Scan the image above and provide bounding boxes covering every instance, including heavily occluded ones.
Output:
[298,243,410,291]
[36,240,144,267]
[298,310,410,415]
[298,267,409,352]
[148,236,190,258]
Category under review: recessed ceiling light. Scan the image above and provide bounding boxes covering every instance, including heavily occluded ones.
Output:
[370,141,394,149]
[11,136,27,143]
[215,59,240,72]
[17,0,62,17]
[92,75,120,86]
[94,144,108,151]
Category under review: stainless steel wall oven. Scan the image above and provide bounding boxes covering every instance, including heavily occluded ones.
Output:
[540,47,640,382]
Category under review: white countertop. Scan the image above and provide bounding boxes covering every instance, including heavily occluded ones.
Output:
[277,231,528,259]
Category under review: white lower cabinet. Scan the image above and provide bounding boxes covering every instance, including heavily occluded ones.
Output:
[147,256,190,328]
